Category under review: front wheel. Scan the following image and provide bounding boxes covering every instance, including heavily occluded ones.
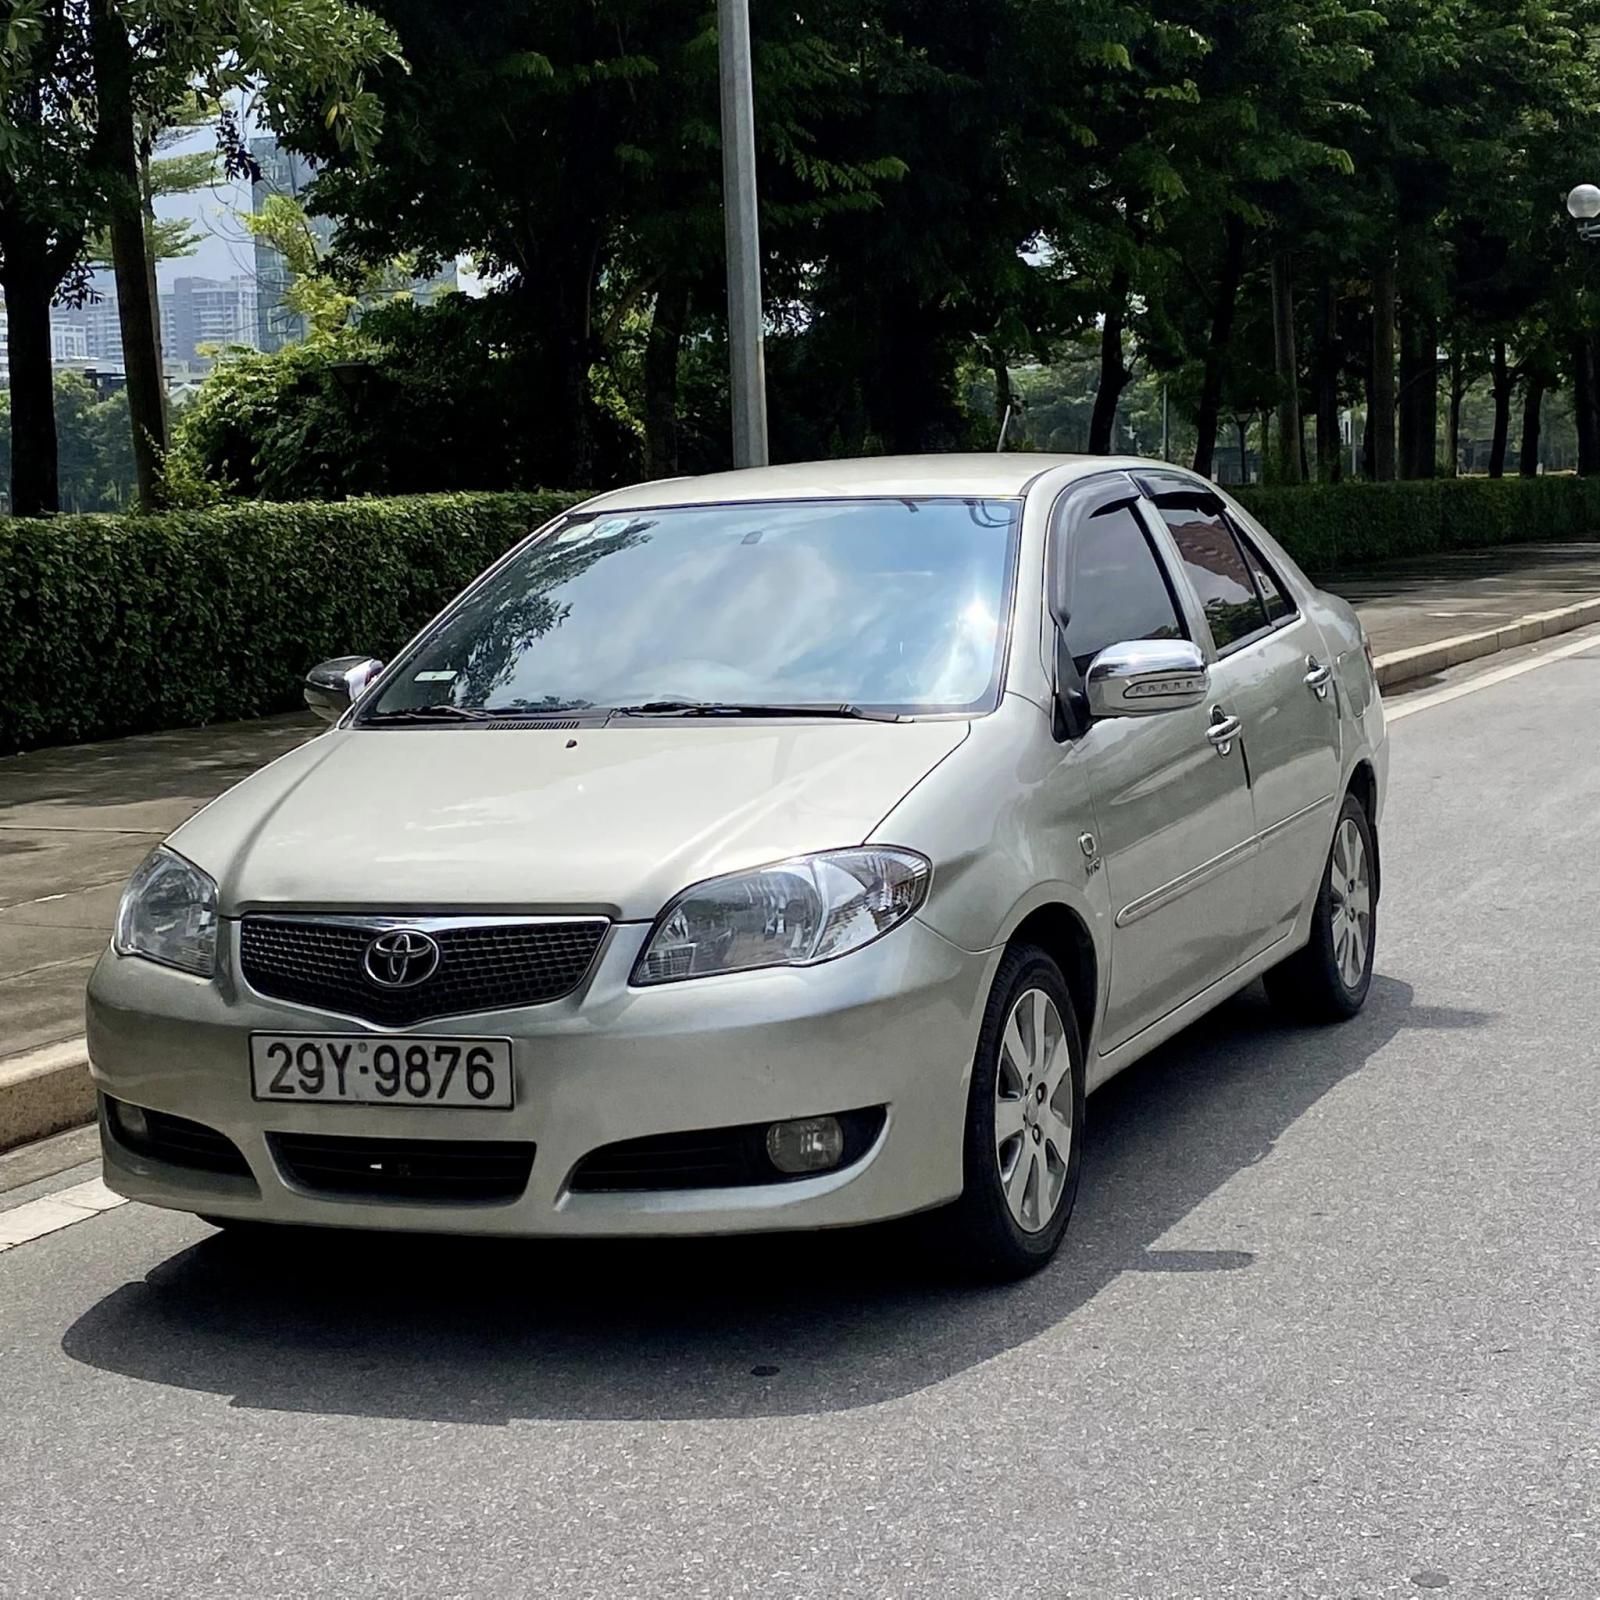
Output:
[946,945,1085,1280]
[1265,794,1377,1022]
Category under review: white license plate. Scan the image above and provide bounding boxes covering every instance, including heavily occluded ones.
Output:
[249,1035,514,1109]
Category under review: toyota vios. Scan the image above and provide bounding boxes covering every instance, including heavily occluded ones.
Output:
[88,456,1386,1276]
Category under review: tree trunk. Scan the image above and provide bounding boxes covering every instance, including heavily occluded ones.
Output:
[1574,335,1600,476]
[1313,280,1342,482]
[1269,249,1302,484]
[643,278,689,478]
[1259,410,1271,481]
[88,0,166,510]
[1487,339,1511,479]
[1370,251,1397,481]
[1446,340,1465,477]
[1398,299,1437,480]
[1089,265,1132,454]
[1193,215,1247,479]
[2,262,59,516]
[1519,374,1547,477]
[138,137,168,428]
[1361,368,1375,479]
[990,340,1014,440]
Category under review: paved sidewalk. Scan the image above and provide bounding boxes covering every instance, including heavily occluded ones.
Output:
[0,713,318,1061]
[2,538,1598,1071]
[1321,541,1600,657]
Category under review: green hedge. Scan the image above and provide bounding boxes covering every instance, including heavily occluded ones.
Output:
[1235,475,1600,573]
[0,491,584,754]
[6,473,1600,755]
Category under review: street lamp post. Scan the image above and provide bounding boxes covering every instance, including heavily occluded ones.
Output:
[718,0,770,468]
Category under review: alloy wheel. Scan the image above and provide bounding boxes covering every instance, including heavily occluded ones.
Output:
[994,987,1073,1233]
[1329,817,1372,990]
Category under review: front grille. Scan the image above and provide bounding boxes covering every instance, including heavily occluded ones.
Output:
[271,1132,535,1204]
[238,916,607,1026]
[107,1099,253,1178]
[569,1108,887,1194]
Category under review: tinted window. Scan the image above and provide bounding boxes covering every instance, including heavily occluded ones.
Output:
[1234,525,1294,623]
[364,497,1020,719]
[1158,504,1271,650]
[1062,505,1185,674]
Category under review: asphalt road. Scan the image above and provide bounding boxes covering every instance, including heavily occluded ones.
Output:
[5,634,1600,1600]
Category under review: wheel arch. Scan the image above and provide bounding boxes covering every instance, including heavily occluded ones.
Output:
[1004,902,1099,1054]
[1345,758,1381,901]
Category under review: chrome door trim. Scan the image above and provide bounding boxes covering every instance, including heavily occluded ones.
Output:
[1115,835,1260,928]
[1255,793,1336,845]
[1114,793,1334,929]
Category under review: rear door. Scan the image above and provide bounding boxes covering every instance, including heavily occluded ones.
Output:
[1140,479,1342,951]
[1051,482,1259,1052]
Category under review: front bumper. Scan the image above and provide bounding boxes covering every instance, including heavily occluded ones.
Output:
[86,919,993,1236]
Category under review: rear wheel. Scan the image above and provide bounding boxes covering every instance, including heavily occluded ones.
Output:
[1265,793,1376,1022]
[947,945,1085,1280]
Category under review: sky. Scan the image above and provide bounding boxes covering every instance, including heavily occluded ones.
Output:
[152,123,257,288]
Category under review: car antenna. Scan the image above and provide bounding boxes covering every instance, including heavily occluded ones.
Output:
[996,402,1013,452]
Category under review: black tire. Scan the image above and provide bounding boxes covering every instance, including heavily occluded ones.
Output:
[1264,792,1377,1022]
[946,944,1086,1280]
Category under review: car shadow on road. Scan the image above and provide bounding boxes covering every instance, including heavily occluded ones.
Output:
[61,975,1489,1425]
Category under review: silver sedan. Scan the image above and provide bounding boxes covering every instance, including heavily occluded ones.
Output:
[88,454,1386,1276]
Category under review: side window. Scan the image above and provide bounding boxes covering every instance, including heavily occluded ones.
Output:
[1061,504,1185,675]
[1232,523,1295,624]
[1156,501,1271,651]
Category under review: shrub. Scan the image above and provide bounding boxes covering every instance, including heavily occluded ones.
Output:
[0,491,584,754]
[167,296,642,502]
[1236,476,1600,572]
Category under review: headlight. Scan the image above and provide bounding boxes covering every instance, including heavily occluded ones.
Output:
[113,847,219,977]
[633,847,931,985]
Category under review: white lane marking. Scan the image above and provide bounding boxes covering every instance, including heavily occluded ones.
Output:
[1388,629,1600,722]
[0,1178,125,1251]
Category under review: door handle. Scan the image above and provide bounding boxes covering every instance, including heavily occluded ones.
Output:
[1207,710,1242,755]
[1304,656,1333,700]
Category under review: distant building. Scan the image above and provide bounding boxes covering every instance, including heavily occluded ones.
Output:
[50,317,89,364]
[250,136,333,353]
[49,290,125,368]
[250,133,458,353]
[161,276,257,368]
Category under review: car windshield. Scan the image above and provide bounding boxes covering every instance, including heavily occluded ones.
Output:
[363,496,1020,720]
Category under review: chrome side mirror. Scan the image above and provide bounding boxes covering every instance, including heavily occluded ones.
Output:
[304,656,384,723]
[1084,639,1209,719]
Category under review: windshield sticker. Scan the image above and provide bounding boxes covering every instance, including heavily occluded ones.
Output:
[414,669,458,683]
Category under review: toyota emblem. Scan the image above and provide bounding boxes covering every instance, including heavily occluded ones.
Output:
[364,929,441,989]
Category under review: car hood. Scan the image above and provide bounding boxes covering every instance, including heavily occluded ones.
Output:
[171,721,970,921]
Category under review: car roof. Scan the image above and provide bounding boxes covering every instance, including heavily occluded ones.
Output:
[579,453,1173,511]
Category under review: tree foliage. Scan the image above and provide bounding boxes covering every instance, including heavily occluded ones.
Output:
[15,0,1600,509]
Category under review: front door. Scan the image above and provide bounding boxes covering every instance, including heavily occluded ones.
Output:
[1054,492,1258,1054]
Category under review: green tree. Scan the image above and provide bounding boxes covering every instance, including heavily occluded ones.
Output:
[0,0,98,515]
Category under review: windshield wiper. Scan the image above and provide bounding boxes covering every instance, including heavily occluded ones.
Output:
[610,700,902,723]
[363,704,498,724]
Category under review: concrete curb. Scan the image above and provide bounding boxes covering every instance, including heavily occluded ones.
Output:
[1373,595,1600,689]
[0,1039,94,1155]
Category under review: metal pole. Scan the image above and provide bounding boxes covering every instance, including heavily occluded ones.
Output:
[718,0,769,468]
[1161,385,1169,459]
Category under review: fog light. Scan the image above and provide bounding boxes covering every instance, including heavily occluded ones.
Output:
[114,1100,149,1144]
[765,1115,845,1175]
